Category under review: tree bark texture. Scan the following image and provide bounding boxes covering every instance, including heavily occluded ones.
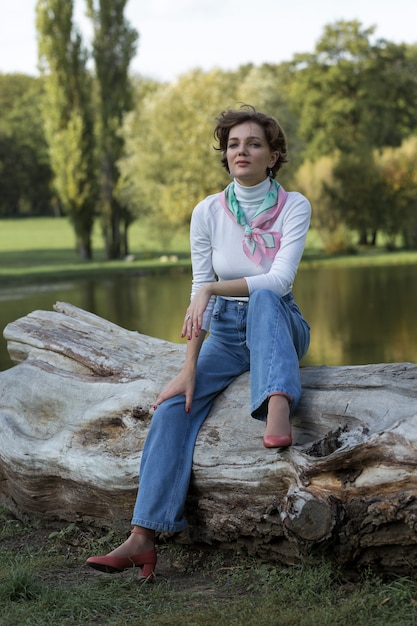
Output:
[1,302,417,574]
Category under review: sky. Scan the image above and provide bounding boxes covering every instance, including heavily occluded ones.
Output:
[1,0,416,83]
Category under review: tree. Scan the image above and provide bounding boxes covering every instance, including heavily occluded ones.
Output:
[114,76,164,237]
[293,154,354,254]
[36,0,97,259]
[326,151,389,246]
[86,0,138,259]
[0,74,53,216]
[289,21,417,244]
[377,136,417,249]
[290,21,417,158]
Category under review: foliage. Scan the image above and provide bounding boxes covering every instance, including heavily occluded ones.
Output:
[377,135,417,249]
[326,150,391,246]
[0,74,53,217]
[36,0,97,259]
[293,154,352,253]
[87,0,138,259]
[290,21,417,160]
[289,22,417,248]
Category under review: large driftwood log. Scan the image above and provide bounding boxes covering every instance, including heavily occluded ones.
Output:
[1,302,417,574]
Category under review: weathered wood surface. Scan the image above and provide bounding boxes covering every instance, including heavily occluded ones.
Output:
[1,302,417,574]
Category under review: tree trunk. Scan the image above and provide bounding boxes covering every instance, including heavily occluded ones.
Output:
[1,302,417,574]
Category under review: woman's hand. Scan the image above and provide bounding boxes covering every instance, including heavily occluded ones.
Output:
[183,279,249,339]
[153,370,196,413]
[181,284,212,340]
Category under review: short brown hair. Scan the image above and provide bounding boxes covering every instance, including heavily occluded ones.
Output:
[213,104,288,177]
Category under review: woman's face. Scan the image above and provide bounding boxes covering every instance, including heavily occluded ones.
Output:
[226,121,279,187]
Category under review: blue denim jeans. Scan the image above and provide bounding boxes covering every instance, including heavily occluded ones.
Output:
[131,289,310,532]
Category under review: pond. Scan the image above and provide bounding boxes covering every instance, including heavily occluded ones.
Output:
[1,263,416,372]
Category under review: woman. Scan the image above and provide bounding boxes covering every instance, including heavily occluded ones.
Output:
[86,104,311,580]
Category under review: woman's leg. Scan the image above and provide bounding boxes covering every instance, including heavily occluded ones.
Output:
[246,289,310,429]
[264,393,292,439]
[87,299,250,571]
[132,299,250,533]
[87,319,249,568]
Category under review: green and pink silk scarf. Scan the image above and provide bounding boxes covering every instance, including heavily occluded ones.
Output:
[219,179,288,266]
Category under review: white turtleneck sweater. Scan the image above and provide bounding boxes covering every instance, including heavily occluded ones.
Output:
[190,178,311,331]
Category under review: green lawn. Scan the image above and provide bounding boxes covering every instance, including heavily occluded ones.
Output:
[1,217,417,285]
[0,217,191,283]
[1,510,417,626]
[0,216,190,254]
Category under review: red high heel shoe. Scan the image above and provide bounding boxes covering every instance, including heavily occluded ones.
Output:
[86,528,157,581]
[263,433,292,448]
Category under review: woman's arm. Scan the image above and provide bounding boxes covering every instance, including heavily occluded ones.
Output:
[183,278,249,339]
[153,198,216,412]
[159,277,247,412]
[153,328,206,412]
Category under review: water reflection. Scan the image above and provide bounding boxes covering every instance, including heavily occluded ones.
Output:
[1,264,416,371]
[295,264,417,366]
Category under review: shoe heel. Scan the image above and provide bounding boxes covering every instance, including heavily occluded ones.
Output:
[139,562,156,582]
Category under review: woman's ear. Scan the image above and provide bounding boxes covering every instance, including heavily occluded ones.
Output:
[269,151,279,167]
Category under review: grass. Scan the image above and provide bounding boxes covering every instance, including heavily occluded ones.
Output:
[1,509,417,625]
[0,217,191,284]
[1,217,417,286]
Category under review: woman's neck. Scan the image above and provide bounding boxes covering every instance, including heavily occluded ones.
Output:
[233,177,270,208]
